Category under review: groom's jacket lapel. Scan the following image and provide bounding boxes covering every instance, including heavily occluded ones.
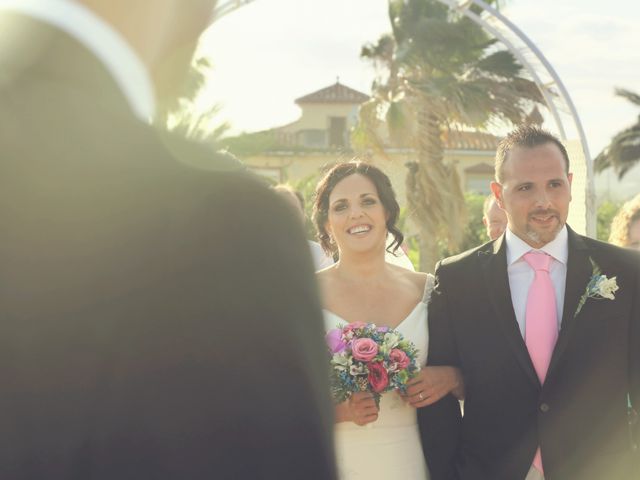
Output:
[547,227,593,376]
[480,234,540,388]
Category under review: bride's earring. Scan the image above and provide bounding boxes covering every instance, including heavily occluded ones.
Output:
[326,228,334,245]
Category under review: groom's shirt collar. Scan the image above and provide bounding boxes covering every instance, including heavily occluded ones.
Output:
[505,225,569,266]
[0,0,156,122]
[504,225,568,336]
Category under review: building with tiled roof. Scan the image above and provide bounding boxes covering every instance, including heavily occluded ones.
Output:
[232,80,502,197]
[270,81,370,150]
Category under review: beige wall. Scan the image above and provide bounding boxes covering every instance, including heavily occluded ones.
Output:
[245,149,496,208]
[279,103,360,133]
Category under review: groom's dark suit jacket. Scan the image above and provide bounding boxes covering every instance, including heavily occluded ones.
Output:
[0,13,335,479]
[420,226,640,480]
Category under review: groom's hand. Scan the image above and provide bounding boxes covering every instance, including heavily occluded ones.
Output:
[403,366,464,408]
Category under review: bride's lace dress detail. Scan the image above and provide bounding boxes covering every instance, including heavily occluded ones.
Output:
[323,275,433,480]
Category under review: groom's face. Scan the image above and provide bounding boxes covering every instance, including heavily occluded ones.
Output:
[491,142,572,248]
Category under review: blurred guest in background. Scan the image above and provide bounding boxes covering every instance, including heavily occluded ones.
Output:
[274,184,335,270]
[609,193,640,250]
[483,194,508,240]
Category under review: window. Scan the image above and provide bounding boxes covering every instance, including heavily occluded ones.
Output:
[466,174,493,194]
[328,117,347,148]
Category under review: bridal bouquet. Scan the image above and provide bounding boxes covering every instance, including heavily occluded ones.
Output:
[325,322,421,405]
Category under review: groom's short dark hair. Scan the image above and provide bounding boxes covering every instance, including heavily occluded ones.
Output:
[495,125,570,183]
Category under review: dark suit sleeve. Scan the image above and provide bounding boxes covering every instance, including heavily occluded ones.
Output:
[93,172,336,479]
[630,258,640,463]
[419,261,462,480]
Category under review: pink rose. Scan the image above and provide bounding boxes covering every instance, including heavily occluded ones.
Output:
[351,338,378,362]
[389,349,410,370]
[325,328,347,353]
[367,361,389,393]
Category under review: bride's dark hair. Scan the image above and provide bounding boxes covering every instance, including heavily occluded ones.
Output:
[313,160,404,256]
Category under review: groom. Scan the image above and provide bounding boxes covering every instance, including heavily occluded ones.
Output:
[420,126,640,480]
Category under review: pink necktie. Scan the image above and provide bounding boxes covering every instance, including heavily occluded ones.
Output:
[523,251,558,474]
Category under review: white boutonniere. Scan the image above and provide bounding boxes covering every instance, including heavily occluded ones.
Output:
[574,258,619,318]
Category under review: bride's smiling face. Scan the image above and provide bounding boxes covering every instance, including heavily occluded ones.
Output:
[325,174,388,255]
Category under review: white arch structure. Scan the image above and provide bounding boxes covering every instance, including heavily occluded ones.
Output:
[211,0,595,235]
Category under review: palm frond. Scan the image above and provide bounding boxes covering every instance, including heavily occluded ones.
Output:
[351,99,391,160]
[475,50,522,78]
[386,98,416,146]
[595,123,640,179]
[615,88,640,107]
[595,88,640,179]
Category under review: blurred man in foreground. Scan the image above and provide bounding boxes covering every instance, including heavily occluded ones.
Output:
[0,1,335,478]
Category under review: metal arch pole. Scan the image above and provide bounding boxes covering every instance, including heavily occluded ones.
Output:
[446,0,595,235]
[469,0,592,162]
[436,0,567,140]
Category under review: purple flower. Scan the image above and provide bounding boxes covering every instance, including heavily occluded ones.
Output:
[325,328,347,353]
[376,326,389,333]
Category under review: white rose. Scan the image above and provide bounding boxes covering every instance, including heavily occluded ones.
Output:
[597,276,618,300]
[383,332,400,349]
[332,353,350,371]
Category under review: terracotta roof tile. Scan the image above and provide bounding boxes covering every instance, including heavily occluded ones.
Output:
[295,82,369,104]
[444,130,501,151]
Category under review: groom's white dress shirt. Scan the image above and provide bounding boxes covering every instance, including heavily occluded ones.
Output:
[0,0,155,121]
[505,225,568,338]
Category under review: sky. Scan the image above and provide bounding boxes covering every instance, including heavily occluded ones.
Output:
[198,0,640,198]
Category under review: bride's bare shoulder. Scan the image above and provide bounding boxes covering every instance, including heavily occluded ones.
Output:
[382,265,428,292]
[389,265,428,291]
[409,271,429,292]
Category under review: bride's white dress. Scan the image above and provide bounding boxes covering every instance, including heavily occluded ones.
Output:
[323,277,432,480]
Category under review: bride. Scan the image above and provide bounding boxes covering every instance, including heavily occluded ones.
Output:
[314,161,464,479]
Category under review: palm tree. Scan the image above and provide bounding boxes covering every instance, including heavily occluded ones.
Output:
[594,88,640,179]
[353,0,543,272]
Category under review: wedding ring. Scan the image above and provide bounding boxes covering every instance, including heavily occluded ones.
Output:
[418,392,424,401]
